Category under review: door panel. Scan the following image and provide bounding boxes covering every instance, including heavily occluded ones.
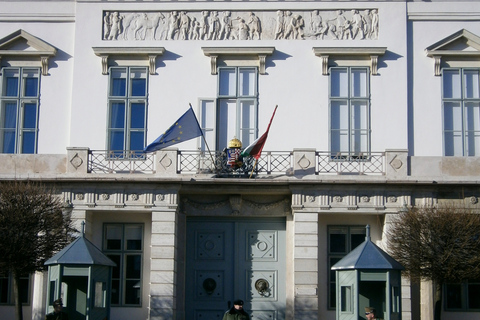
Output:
[186,219,286,320]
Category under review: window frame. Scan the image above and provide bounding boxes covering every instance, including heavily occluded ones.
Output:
[442,67,480,156]
[329,66,371,158]
[103,223,144,307]
[0,67,40,154]
[444,280,480,312]
[327,225,366,310]
[107,66,148,158]
[0,273,30,305]
[214,66,259,151]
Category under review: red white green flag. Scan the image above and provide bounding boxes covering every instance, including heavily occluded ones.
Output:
[241,106,278,160]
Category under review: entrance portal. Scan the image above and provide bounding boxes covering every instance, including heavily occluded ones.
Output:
[185,219,286,320]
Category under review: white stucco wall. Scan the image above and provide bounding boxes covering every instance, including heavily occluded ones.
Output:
[408,2,480,156]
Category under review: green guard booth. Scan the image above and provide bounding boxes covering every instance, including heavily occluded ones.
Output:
[331,225,404,320]
[44,226,116,320]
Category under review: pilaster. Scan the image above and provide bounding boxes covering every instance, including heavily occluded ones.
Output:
[293,210,319,319]
[150,205,179,320]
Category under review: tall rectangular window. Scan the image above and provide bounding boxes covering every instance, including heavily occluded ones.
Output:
[330,67,370,157]
[0,273,30,305]
[445,280,480,311]
[216,67,258,150]
[443,68,480,156]
[328,226,366,309]
[108,67,147,157]
[0,68,40,154]
[103,223,143,306]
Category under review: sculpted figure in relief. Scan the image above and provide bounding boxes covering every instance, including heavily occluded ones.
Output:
[274,10,285,40]
[351,10,364,40]
[199,11,209,40]
[236,17,249,40]
[103,12,112,39]
[219,11,233,40]
[167,11,180,40]
[102,9,378,41]
[108,12,122,40]
[248,12,261,40]
[362,9,372,39]
[207,11,220,40]
[179,11,190,40]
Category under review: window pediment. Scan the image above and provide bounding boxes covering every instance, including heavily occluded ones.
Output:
[426,29,480,76]
[202,46,275,75]
[92,47,165,75]
[313,47,386,75]
[0,29,57,75]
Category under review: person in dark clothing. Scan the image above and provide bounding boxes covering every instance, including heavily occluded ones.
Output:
[45,298,69,320]
[223,299,250,320]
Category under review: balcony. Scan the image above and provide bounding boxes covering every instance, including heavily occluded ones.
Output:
[1,148,479,183]
[85,149,387,176]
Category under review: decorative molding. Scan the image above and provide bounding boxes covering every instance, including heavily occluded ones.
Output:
[313,47,387,75]
[425,29,480,76]
[92,47,165,75]
[102,9,379,42]
[0,29,57,76]
[202,46,274,75]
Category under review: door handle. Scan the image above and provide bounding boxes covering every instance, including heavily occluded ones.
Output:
[255,278,271,297]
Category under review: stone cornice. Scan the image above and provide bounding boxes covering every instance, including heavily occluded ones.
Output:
[202,46,275,74]
[313,47,387,75]
[92,47,165,75]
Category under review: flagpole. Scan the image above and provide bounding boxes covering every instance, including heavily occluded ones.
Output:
[249,159,257,179]
[189,103,216,171]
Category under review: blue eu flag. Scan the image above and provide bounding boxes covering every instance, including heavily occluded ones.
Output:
[144,107,203,153]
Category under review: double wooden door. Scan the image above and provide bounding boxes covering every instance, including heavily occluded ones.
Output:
[186,219,286,320]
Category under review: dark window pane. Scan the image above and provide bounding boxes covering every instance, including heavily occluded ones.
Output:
[110,279,120,305]
[468,283,480,309]
[351,233,366,250]
[125,280,140,305]
[107,255,121,278]
[109,132,125,152]
[23,103,37,128]
[24,78,38,97]
[131,79,146,97]
[126,255,141,279]
[5,77,19,97]
[107,239,122,251]
[4,103,17,128]
[19,277,29,304]
[110,103,125,128]
[446,283,462,309]
[130,103,145,129]
[129,132,144,154]
[0,277,8,303]
[22,132,35,154]
[330,234,347,253]
[111,78,126,97]
[126,239,142,251]
[330,283,337,309]
[3,132,16,154]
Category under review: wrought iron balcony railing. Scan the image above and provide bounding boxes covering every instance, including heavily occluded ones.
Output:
[88,150,385,176]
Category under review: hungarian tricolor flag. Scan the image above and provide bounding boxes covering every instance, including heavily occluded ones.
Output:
[241,105,278,160]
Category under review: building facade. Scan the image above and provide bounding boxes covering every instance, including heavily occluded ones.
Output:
[0,0,479,319]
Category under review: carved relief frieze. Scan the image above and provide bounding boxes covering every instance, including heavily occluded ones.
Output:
[102,9,379,42]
